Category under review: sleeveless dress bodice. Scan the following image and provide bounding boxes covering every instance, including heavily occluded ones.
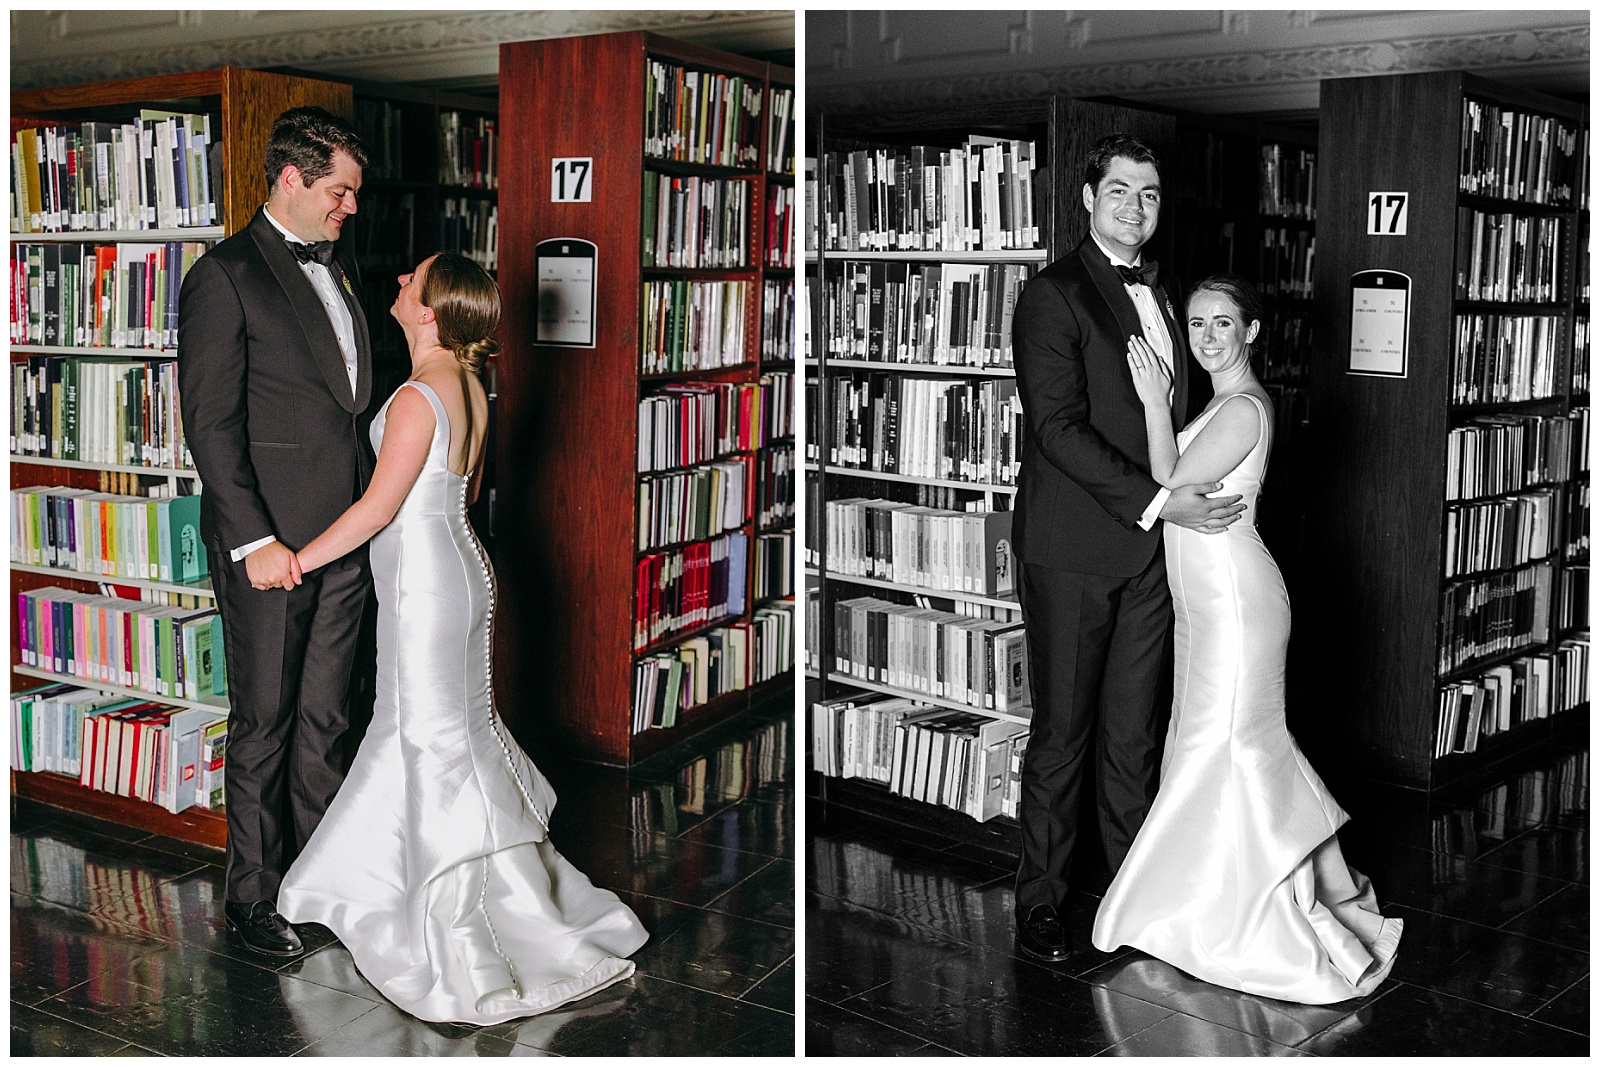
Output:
[279,381,647,1023]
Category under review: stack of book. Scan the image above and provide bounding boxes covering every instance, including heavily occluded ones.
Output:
[765,182,794,268]
[757,444,794,528]
[10,113,221,233]
[439,196,497,270]
[1458,100,1581,205]
[762,278,795,362]
[632,602,793,733]
[767,86,794,176]
[11,355,192,469]
[1434,637,1589,756]
[1444,412,1578,500]
[1574,317,1590,394]
[833,595,1031,714]
[827,372,1024,486]
[639,279,750,373]
[643,60,763,169]
[1454,210,1564,302]
[819,138,1041,252]
[635,455,752,551]
[1451,313,1564,404]
[1566,482,1590,558]
[1557,564,1588,631]
[633,531,748,651]
[9,682,228,812]
[1442,487,1560,578]
[353,99,405,181]
[821,260,1033,368]
[10,485,208,583]
[642,172,751,269]
[11,240,209,349]
[1437,563,1553,675]
[636,380,776,473]
[1259,143,1317,219]
[1258,226,1314,298]
[826,498,1015,597]
[756,529,793,599]
[810,692,1030,822]
[760,370,794,442]
[17,586,228,704]
[437,111,496,188]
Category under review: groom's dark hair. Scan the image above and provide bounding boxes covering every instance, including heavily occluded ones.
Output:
[264,106,369,193]
[1082,133,1162,195]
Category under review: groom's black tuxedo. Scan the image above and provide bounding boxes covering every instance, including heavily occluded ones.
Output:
[178,208,376,904]
[1011,234,1205,911]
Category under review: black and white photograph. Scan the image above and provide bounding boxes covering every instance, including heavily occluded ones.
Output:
[9,9,795,1057]
[804,8,1590,1057]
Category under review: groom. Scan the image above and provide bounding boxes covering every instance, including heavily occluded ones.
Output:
[1009,134,1243,961]
[178,107,373,957]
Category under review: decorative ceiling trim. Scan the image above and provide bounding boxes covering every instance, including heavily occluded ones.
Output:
[10,10,794,91]
[812,23,1590,114]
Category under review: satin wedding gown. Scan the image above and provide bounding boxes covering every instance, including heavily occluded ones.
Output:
[1091,391,1402,1004]
[279,380,647,1024]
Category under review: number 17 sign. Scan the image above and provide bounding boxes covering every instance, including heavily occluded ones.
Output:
[551,157,593,203]
[1367,191,1409,235]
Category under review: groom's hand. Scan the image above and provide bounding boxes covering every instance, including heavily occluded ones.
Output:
[246,541,303,590]
[1160,483,1245,534]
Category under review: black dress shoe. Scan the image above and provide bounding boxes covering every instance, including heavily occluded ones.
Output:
[224,900,304,957]
[1016,903,1072,962]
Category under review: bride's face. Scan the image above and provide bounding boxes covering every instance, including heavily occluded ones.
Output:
[1186,290,1259,374]
[392,255,438,328]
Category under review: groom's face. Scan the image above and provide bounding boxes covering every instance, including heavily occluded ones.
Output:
[1084,155,1161,260]
[280,148,363,245]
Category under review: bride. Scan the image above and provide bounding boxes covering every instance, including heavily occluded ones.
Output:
[1091,274,1402,1004]
[275,252,647,1023]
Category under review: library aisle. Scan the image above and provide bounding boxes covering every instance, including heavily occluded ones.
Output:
[806,733,1588,1056]
[11,693,795,1056]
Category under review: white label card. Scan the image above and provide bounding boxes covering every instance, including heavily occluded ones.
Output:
[1348,270,1410,378]
[535,238,598,348]
[1367,191,1409,235]
[551,157,593,203]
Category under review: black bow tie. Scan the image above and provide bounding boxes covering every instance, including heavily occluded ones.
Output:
[1115,261,1159,288]
[287,239,337,267]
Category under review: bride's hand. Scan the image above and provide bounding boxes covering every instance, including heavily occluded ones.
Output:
[1126,335,1171,408]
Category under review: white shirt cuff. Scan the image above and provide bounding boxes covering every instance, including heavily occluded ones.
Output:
[1137,488,1170,531]
[230,535,277,562]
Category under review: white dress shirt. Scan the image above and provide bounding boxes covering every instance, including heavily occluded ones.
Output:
[1089,231,1174,531]
[232,207,360,562]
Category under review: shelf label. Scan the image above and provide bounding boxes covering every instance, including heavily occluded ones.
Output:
[551,157,593,203]
[535,238,598,348]
[1367,191,1409,235]
[1347,269,1410,378]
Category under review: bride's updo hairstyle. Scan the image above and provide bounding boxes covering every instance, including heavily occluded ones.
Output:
[420,251,501,372]
[1188,273,1267,366]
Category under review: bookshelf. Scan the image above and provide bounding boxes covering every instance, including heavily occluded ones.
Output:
[493,32,794,766]
[1305,71,1588,792]
[806,98,1178,846]
[9,68,353,847]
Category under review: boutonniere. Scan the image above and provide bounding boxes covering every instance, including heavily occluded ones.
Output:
[341,273,354,296]
[1164,296,1176,320]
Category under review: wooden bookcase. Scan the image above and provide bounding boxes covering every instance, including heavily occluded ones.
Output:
[9,68,353,847]
[1304,71,1588,792]
[804,98,1177,852]
[493,32,795,766]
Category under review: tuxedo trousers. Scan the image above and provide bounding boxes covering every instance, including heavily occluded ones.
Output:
[1015,552,1172,911]
[210,539,371,903]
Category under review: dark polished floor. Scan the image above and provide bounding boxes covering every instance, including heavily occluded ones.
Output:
[806,732,1589,1056]
[11,695,795,1057]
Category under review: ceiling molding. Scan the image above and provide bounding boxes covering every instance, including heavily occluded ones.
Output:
[811,16,1590,117]
[9,9,795,92]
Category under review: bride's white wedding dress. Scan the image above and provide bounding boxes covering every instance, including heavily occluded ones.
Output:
[1091,391,1402,1004]
[279,380,647,1024]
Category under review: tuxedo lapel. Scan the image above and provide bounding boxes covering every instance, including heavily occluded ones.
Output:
[248,210,360,414]
[1079,240,1146,356]
[1157,280,1188,430]
[330,252,372,412]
